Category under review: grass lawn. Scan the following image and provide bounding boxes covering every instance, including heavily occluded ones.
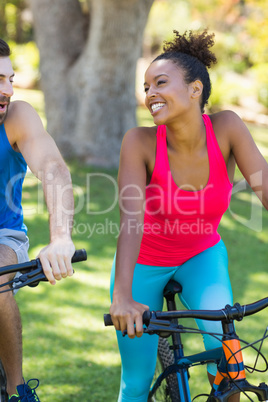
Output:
[12,88,268,401]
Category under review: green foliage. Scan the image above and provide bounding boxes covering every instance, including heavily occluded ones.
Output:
[2,1,33,43]
[9,41,40,89]
[1,2,38,87]
[144,0,268,111]
[208,68,254,111]
[144,0,190,55]
[249,63,268,109]
[13,87,45,120]
[10,41,39,71]
[244,0,268,65]
[5,3,17,39]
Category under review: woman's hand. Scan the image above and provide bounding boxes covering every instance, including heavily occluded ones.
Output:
[110,298,149,339]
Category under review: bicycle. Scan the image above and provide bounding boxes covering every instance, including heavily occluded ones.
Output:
[0,248,87,402]
[104,279,268,401]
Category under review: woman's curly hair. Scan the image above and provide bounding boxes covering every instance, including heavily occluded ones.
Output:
[153,30,217,112]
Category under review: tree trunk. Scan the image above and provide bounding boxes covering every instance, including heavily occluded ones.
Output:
[29,0,154,166]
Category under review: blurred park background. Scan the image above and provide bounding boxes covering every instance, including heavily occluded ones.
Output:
[1,0,268,400]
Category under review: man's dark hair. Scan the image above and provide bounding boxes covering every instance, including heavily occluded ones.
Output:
[0,39,11,57]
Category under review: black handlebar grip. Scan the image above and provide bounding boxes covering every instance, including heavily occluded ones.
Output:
[71,249,87,263]
[104,314,113,326]
[142,310,151,326]
[103,310,152,327]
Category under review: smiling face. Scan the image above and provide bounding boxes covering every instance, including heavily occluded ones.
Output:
[0,56,14,125]
[144,59,195,126]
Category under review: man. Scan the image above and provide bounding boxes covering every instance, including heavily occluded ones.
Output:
[0,38,75,401]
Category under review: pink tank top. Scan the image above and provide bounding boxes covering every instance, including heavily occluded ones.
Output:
[137,114,233,266]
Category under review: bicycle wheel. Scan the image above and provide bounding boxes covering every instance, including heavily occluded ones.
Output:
[148,337,180,402]
[0,360,8,402]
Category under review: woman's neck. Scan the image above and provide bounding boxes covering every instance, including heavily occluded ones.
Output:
[165,112,206,154]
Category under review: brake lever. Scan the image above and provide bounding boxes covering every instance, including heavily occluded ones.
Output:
[144,321,185,337]
[24,259,47,287]
[12,266,48,290]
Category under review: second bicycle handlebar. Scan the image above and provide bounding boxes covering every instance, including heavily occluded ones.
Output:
[104,296,268,327]
[0,249,87,291]
[0,249,87,276]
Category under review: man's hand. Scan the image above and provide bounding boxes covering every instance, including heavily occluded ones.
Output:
[37,237,75,285]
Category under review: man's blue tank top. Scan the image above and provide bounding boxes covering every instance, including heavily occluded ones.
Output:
[0,124,27,233]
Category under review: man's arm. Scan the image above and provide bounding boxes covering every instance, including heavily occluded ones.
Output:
[6,100,75,284]
[35,156,75,285]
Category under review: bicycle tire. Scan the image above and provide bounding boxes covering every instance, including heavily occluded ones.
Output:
[148,337,180,402]
[0,360,8,402]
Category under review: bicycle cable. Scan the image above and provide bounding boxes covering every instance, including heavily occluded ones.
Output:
[0,267,47,293]
[183,330,253,402]
[193,330,268,402]
[244,326,268,374]
[0,278,16,291]
[198,329,268,401]
[153,324,268,401]
[153,323,268,374]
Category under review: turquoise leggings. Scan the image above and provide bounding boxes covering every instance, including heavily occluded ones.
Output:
[110,240,233,402]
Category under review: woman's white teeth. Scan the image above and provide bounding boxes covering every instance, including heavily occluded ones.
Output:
[151,103,165,112]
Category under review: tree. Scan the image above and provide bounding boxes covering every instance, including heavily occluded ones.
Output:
[29,0,154,166]
[1,0,32,43]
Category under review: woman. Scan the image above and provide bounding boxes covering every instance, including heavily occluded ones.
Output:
[109,30,268,401]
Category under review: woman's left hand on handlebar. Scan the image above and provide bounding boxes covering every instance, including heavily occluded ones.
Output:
[109,298,149,339]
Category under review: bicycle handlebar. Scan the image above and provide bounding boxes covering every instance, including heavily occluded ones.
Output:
[0,249,87,276]
[103,296,268,327]
[71,249,87,263]
[104,310,151,327]
[0,248,87,292]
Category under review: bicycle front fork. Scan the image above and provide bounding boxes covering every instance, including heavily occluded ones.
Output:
[209,379,268,401]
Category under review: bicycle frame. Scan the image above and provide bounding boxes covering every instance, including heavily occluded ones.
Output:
[209,319,268,401]
[148,280,222,401]
[166,281,191,401]
[103,280,268,401]
[149,344,223,401]
[146,280,268,401]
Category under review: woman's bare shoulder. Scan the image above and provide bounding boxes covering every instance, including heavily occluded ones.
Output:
[122,126,157,154]
[120,126,158,173]
[208,109,258,163]
[209,110,245,131]
[123,126,157,143]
